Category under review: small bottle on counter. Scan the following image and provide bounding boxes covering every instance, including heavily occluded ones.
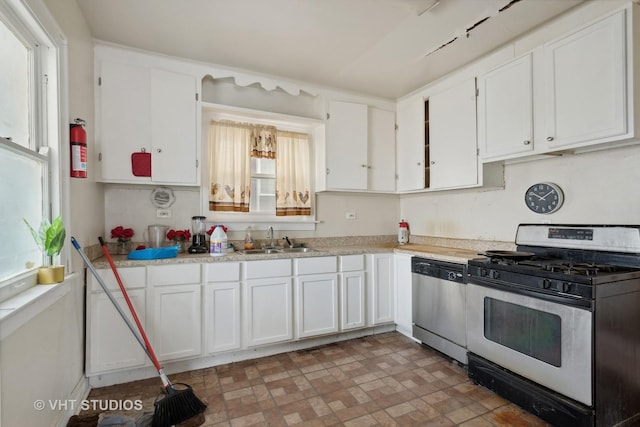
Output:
[244,226,255,250]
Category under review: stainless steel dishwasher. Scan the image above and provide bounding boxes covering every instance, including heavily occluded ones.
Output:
[412,257,467,364]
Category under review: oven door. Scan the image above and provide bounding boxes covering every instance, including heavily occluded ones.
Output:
[466,283,593,406]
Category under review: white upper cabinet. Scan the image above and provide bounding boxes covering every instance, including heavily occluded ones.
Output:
[95,47,199,185]
[323,100,395,192]
[428,78,479,190]
[396,96,426,192]
[478,53,534,160]
[542,10,627,149]
[478,6,638,162]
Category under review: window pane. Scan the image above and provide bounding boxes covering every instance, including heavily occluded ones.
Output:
[0,20,30,148]
[251,157,276,176]
[250,177,276,213]
[0,142,45,281]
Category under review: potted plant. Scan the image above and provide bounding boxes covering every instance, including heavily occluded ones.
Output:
[24,215,66,284]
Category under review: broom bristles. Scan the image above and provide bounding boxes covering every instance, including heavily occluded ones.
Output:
[152,383,207,427]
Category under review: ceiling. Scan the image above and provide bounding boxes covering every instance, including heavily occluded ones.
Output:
[75,0,584,99]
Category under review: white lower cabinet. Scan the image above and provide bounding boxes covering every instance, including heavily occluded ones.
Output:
[367,253,395,325]
[294,257,339,339]
[244,277,293,347]
[339,255,366,331]
[394,254,413,336]
[148,264,202,361]
[86,267,147,375]
[204,262,241,354]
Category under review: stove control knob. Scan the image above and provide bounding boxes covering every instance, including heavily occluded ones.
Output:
[562,282,572,293]
[490,270,500,279]
[447,271,456,281]
[542,279,552,289]
[479,268,489,277]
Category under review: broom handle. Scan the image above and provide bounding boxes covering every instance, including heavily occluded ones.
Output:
[71,237,151,359]
[97,237,166,375]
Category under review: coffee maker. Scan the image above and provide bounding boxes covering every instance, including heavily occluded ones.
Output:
[188,216,208,253]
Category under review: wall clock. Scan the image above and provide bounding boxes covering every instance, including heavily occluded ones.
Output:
[525,182,564,214]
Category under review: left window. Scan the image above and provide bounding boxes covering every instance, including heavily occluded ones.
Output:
[0,0,62,297]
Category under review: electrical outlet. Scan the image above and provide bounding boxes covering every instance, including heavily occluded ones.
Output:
[157,208,171,218]
[346,212,357,220]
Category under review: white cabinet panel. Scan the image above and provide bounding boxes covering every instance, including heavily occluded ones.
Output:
[429,78,479,189]
[245,259,291,280]
[148,264,201,286]
[205,262,241,282]
[244,278,293,347]
[89,266,146,292]
[368,107,396,192]
[478,54,534,160]
[543,10,627,149]
[326,101,368,190]
[367,253,395,325]
[295,274,339,338]
[340,271,366,331]
[151,283,202,361]
[396,95,425,191]
[87,289,147,374]
[204,282,241,353]
[294,256,337,275]
[339,254,365,272]
[394,254,413,336]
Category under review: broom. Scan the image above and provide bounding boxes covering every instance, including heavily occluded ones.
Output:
[71,237,206,427]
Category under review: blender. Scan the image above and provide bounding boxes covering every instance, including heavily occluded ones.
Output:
[188,216,208,254]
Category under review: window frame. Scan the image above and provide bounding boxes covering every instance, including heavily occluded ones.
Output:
[201,103,323,231]
[0,0,67,303]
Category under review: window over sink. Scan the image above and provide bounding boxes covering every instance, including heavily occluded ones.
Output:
[201,104,323,231]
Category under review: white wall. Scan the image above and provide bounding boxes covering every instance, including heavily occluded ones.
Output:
[401,144,640,242]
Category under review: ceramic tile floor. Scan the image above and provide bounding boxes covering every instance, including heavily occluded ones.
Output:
[82,332,549,426]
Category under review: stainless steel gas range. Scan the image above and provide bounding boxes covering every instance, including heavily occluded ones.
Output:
[466,224,640,427]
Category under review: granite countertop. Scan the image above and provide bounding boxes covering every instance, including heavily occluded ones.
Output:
[91,240,491,268]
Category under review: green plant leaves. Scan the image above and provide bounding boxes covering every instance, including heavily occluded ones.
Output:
[23,215,66,256]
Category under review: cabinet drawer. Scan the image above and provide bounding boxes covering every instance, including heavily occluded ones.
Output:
[90,267,146,292]
[294,256,337,275]
[339,255,365,272]
[148,264,201,286]
[245,259,291,280]
[205,262,241,282]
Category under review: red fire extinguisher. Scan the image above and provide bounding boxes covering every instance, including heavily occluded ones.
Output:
[70,118,87,178]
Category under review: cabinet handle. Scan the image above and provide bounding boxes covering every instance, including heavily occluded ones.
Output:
[417,162,422,166]
[547,137,554,142]
[523,140,531,145]
[431,161,435,165]
[361,164,367,168]
[156,148,162,153]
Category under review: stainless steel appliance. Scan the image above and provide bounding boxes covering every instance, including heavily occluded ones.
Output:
[412,257,467,364]
[467,224,640,427]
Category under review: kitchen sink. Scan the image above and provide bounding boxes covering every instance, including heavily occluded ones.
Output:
[279,247,317,253]
[236,247,318,255]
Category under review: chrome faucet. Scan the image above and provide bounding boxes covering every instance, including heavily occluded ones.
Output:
[266,226,274,248]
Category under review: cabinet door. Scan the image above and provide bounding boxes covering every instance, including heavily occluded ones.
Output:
[394,254,412,336]
[367,253,395,325]
[429,78,479,189]
[340,271,366,331]
[97,60,151,182]
[295,274,339,338]
[150,69,198,184]
[204,283,241,353]
[396,96,425,191]
[151,283,202,361]
[87,289,147,374]
[368,108,396,192]
[244,278,293,347]
[326,101,368,190]
[543,10,627,148]
[478,54,534,160]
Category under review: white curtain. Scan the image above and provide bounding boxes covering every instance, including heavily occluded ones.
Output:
[208,120,251,212]
[276,131,311,216]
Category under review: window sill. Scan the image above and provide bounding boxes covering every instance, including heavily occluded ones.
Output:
[0,273,76,341]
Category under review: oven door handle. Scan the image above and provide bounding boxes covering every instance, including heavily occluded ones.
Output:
[468,277,593,310]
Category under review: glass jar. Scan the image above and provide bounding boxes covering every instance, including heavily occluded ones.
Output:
[116,238,133,255]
